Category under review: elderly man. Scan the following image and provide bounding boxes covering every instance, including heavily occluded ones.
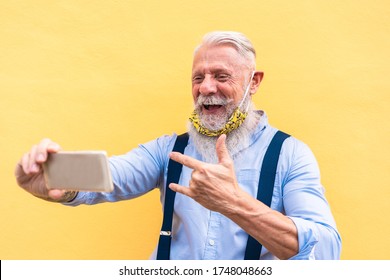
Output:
[15,31,341,260]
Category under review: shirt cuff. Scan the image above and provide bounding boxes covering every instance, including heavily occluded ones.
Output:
[288,216,318,260]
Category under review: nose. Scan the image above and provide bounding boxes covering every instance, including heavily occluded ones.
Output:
[199,75,217,96]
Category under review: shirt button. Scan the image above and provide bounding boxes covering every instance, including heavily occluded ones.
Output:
[209,239,215,246]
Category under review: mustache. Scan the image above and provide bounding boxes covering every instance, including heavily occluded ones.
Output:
[195,95,233,109]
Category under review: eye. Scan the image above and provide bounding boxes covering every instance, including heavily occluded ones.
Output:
[216,73,230,82]
[192,75,204,84]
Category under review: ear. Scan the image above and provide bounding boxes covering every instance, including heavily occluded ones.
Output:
[250,71,264,95]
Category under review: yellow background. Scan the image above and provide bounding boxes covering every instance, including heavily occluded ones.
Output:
[1,0,389,260]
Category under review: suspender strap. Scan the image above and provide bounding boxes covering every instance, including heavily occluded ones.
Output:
[156,133,189,260]
[244,130,290,260]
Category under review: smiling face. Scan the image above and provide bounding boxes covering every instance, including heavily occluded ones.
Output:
[191,44,256,130]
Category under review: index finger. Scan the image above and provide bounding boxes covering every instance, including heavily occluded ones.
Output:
[169,152,204,170]
[36,138,61,163]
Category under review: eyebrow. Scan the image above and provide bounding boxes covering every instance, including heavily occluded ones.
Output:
[192,67,233,77]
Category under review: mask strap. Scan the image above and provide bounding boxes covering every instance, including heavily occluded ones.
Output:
[238,71,255,112]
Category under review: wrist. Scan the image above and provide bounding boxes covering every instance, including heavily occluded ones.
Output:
[60,190,78,203]
[45,190,78,203]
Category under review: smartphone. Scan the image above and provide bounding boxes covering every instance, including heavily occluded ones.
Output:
[43,151,114,192]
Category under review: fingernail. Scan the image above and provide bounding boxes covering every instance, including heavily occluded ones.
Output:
[37,154,45,162]
[48,143,60,150]
[30,163,39,173]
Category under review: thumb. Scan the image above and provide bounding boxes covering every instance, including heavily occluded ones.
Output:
[216,134,231,165]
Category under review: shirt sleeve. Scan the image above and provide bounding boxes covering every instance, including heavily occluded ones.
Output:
[64,134,176,206]
[281,138,342,260]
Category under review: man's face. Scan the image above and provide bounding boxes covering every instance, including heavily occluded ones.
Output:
[191,45,252,123]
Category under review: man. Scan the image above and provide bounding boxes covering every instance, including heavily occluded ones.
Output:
[15,31,341,260]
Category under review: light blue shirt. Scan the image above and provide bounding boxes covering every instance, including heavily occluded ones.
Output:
[66,113,341,260]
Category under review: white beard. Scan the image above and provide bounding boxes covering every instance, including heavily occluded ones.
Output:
[188,101,261,163]
[195,94,234,131]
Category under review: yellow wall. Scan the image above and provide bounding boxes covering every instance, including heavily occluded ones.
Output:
[1,0,389,260]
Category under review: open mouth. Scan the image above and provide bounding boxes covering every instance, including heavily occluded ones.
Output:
[204,104,223,111]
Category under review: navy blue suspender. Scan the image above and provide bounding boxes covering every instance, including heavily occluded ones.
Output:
[244,130,290,259]
[156,133,189,260]
[157,130,290,260]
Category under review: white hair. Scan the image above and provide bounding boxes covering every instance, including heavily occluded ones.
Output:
[194,31,256,69]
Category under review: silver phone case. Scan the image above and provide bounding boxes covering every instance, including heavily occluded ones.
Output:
[43,151,114,192]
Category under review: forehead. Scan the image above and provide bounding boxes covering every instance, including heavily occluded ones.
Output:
[192,45,247,74]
